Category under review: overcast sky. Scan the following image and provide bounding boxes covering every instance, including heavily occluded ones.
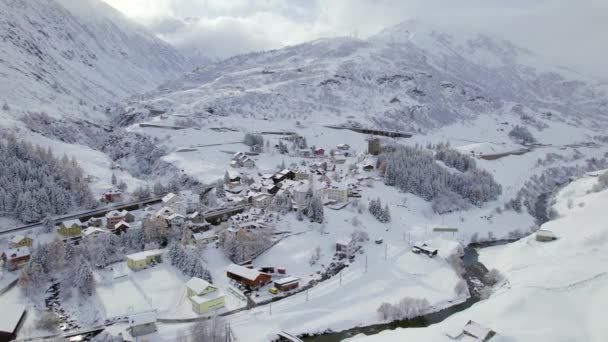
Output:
[102,0,607,80]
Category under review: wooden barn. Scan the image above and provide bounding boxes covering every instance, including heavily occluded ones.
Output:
[226,264,271,288]
[274,277,300,292]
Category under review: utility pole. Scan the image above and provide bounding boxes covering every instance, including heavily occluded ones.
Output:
[339,270,342,286]
[306,289,309,302]
[365,255,368,273]
[269,301,272,315]
[385,243,388,260]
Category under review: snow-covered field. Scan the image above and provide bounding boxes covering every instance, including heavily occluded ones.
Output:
[347,173,608,342]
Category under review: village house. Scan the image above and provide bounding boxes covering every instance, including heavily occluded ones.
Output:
[337,143,350,151]
[362,164,375,172]
[292,181,312,205]
[446,320,497,341]
[166,213,186,227]
[186,277,225,314]
[1,247,31,271]
[162,192,179,206]
[322,182,348,202]
[105,210,125,229]
[314,148,325,156]
[294,169,311,181]
[536,230,557,242]
[336,238,356,256]
[241,157,255,168]
[126,249,163,271]
[103,188,123,202]
[274,277,300,292]
[82,227,108,240]
[128,311,157,338]
[58,219,83,239]
[121,210,135,223]
[179,190,200,213]
[112,221,130,235]
[9,235,32,249]
[251,193,273,208]
[193,231,219,245]
[85,217,103,228]
[226,264,272,289]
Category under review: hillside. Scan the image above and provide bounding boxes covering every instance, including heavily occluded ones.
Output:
[346,173,608,342]
[119,20,608,132]
[0,0,192,124]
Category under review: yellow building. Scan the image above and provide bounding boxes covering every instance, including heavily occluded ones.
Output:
[9,235,33,249]
[186,277,225,314]
[58,220,83,238]
[126,249,163,271]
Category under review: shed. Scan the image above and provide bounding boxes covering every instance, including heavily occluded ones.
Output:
[412,242,438,257]
[463,320,496,341]
[0,303,26,342]
[129,311,157,337]
[226,264,271,288]
[274,277,300,292]
[536,230,557,242]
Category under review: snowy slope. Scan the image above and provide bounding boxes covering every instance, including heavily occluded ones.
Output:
[346,174,608,342]
[0,0,192,123]
[120,20,608,132]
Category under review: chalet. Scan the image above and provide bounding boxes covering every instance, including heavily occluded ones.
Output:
[105,210,125,229]
[242,157,255,168]
[226,264,271,288]
[155,206,175,219]
[58,220,83,238]
[412,242,438,257]
[126,249,163,271]
[274,277,300,292]
[292,181,312,205]
[162,192,179,206]
[536,230,557,242]
[462,320,496,341]
[263,183,280,195]
[252,193,273,208]
[0,303,26,342]
[120,210,135,223]
[226,183,246,194]
[1,247,31,271]
[314,148,325,156]
[112,221,130,235]
[128,312,157,338]
[279,169,296,180]
[186,277,225,314]
[9,235,32,249]
[337,143,350,151]
[167,213,186,227]
[233,152,246,160]
[298,149,311,157]
[193,231,219,245]
[103,188,123,202]
[179,190,200,213]
[82,227,108,240]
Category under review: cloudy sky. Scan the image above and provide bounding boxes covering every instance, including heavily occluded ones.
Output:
[102,0,607,80]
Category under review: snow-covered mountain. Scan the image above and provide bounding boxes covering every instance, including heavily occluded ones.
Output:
[0,0,192,123]
[121,20,608,131]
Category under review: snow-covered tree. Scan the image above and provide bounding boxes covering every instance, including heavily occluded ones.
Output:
[223,171,230,184]
[132,185,151,200]
[215,180,225,199]
[111,173,117,185]
[508,125,537,145]
[243,133,264,147]
[304,196,324,223]
[75,257,95,296]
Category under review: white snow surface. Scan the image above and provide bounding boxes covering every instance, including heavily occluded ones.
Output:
[347,174,608,342]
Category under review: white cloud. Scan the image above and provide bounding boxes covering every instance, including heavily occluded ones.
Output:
[102,0,608,80]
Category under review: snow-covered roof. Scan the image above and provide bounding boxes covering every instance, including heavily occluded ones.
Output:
[226,264,263,281]
[186,277,214,294]
[2,247,30,259]
[62,219,82,227]
[336,238,352,246]
[129,311,157,326]
[167,213,185,221]
[279,169,292,175]
[126,249,163,261]
[190,289,224,304]
[10,235,28,244]
[120,210,131,216]
[162,192,177,203]
[193,231,218,241]
[463,320,495,340]
[274,277,299,286]
[105,210,123,218]
[0,303,25,332]
[83,227,107,236]
[115,220,131,228]
[155,207,175,217]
